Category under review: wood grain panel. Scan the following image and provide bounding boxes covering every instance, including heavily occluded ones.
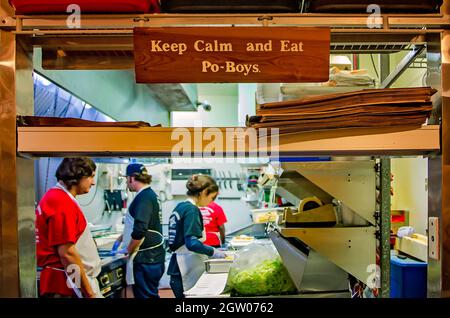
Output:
[0,30,19,297]
[441,30,450,297]
[17,125,439,157]
[134,27,330,83]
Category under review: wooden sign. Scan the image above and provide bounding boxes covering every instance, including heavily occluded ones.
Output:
[134,27,330,83]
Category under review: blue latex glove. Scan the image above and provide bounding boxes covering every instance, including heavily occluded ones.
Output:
[110,240,121,256]
[117,247,128,255]
[210,249,226,259]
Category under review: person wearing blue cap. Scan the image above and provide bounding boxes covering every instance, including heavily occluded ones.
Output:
[112,163,165,298]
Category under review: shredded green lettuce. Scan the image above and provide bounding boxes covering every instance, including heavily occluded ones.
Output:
[228,258,297,296]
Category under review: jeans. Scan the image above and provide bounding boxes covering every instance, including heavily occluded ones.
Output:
[133,262,165,299]
[169,274,185,299]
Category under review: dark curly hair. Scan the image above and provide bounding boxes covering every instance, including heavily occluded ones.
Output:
[55,157,96,189]
[186,174,218,197]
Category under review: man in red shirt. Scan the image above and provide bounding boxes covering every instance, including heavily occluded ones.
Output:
[36,157,102,298]
[199,201,228,248]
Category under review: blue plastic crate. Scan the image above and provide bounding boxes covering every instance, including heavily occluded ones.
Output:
[390,253,427,298]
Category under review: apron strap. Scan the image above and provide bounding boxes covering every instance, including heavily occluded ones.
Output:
[45,266,84,298]
[137,230,165,252]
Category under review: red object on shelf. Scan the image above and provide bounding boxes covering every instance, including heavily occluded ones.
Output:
[9,0,160,14]
[392,214,406,223]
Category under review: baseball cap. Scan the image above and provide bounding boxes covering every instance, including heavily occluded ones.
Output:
[126,163,147,177]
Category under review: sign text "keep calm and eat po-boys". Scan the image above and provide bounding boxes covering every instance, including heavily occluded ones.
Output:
[134,27,330,83]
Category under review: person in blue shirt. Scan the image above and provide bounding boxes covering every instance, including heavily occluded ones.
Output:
[113,163,165,298]
[167,174,226,298]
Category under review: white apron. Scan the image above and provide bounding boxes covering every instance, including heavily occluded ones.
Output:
[122,189,164,285]
[123,211,141,285]
[175,242,207,293]
[174,199,208,293]
[51,183,103,298]
[71,225,103,298]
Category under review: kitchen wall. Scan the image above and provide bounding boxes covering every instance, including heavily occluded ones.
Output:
[358,54,380,85]
[390,52,427,89]
[238,83,257,126]
[171,84,239,127]
[391,157,428,235]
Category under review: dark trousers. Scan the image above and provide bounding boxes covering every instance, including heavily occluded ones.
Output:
[169,274,185,299]
[133,262,165,299]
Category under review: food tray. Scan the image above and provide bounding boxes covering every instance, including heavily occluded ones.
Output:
[204,259,234,273]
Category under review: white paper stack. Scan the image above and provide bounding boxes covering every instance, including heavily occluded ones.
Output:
[184,273,230,298]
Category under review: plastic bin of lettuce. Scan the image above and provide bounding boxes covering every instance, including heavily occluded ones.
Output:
[226,243,297,296]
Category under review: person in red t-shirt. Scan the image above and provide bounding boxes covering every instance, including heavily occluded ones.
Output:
[199,201,228,248]
[36,157,102,298]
